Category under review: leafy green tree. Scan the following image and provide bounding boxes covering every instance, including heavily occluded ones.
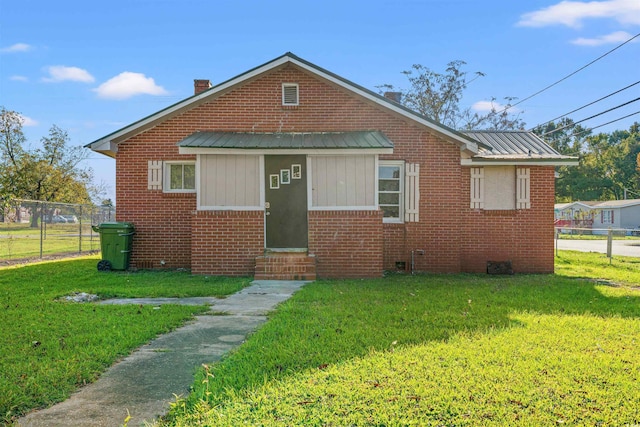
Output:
[379,61,525,130]
[0,107,95,226]
[533,120,640,202]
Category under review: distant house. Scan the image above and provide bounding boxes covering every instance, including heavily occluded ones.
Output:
[87,52,576,278]
[554,201,599,228]
[555,199,640,234]
[590,199,640,233]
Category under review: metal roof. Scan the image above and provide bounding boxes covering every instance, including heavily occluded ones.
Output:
[177,131,394,150]
[464,131,565,158]
[592,199,640,208]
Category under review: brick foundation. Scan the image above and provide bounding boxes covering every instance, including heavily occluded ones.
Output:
[309,210,384,278]
[191,210,264,276]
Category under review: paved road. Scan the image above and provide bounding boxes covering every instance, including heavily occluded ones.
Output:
[556,238,640,257]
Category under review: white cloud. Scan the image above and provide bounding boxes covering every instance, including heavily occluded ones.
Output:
[42,66,95,83]
[19,115,38,127]
[571,30,637,45]
[518,0,640,28]
[0,43,33,53]
[10,75,29,82]
[472,100,512,113]
[93,72,168,100]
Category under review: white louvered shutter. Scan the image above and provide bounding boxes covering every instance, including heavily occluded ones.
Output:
[148,160,162,190]
[470,167,484,209]
[404,163,420,222]
[516,168,531,209]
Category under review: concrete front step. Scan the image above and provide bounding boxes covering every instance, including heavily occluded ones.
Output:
[255,252,317,281]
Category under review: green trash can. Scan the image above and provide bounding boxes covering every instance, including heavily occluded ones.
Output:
[91,222,135,271]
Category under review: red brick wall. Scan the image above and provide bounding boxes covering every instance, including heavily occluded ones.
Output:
[309,210,384,278]
[115,139,196,269]
[460,166,556,273]
[191,210,264,276]
[114,62,555,276]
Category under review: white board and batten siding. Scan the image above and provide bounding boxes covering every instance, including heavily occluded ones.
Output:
[309,155,376,209]
[199,154,262,209]
[470,166,530,210]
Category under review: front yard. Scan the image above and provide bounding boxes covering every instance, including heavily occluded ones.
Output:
[0,257,250,423]
[163,251,640,426]
[2,252,639,425]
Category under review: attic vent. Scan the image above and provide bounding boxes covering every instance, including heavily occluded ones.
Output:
[282,83,299,106]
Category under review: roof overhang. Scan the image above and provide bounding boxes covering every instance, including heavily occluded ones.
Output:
[461,156,579,167]
[180,147,393,155]
[85,52,482,157]
[177,130,394,156]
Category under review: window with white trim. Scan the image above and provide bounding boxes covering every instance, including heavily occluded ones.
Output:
[282,83,299,106]
[164,162,195,192]
[379,161,404,222]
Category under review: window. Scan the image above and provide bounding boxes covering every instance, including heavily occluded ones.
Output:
[379,161,404,222]
[470,166,531,210]
[601,210,614,224]
[165,162,195,192]
[282,83,299,106]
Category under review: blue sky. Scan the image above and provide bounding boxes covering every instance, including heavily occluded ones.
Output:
[1,0,639,202]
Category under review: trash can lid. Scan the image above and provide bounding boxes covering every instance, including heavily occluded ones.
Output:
[96,222,135,229]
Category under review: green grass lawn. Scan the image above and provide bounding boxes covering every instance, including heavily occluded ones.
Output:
[0,256,251,423]
[0,223,99,260]
[161,251,640,426]
[2,252,639,426]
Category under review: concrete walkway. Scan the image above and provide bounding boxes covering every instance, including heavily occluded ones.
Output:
[18,280,308,427]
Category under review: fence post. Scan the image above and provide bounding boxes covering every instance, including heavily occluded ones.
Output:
[78,205,83,253]
[607,228,613,264]
[40,201,44,259]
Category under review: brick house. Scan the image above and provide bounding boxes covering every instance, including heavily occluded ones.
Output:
[87,52,577,279]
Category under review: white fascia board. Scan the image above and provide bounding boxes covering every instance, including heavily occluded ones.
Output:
[88,139,118,157]
[179,147,394,156]
[287,57,479,154]
[461,158,579,167]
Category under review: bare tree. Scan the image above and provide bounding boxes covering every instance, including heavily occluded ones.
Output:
[379,61,525,130]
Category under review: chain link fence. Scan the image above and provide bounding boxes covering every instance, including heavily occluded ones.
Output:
[0,199,113,264]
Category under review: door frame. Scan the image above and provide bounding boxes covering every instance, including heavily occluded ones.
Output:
[263,154,309,249]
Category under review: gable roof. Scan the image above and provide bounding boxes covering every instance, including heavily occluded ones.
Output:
[462,131,578,166]
[593,199,640,209]
[86,52,483,158]
[554,201,602,210]
[555,199,640,210]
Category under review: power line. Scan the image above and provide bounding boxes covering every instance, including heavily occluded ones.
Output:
[571,110,640,137]
[532,80,640,129]
[542,97,640,136]
[502,31,640,114]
